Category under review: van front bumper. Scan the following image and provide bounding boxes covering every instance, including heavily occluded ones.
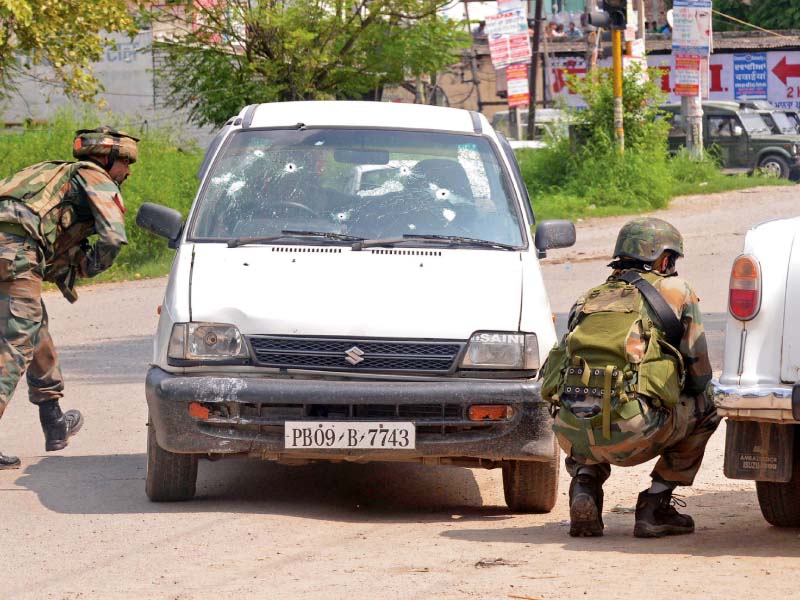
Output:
[710,379,799,423]
[145,367,555,463]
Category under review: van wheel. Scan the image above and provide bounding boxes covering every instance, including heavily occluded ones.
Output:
[756,427,800,526]
[146,419,198,502]
[758,155,790,179]
[502,437,560,512]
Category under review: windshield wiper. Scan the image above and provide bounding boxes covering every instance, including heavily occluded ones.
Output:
[353,234,517,251]
[228,230,364,248]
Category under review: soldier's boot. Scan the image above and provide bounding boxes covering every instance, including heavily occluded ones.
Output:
[0,451,21,470]
[569,473,604,537]
[39,402,84,452]
[633,489,695,538]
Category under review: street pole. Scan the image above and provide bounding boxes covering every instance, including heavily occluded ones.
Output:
[611,28,624,152]
[527,0,543,140]
[683,93,703,160]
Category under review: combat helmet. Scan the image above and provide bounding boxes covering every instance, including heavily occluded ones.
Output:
[73,126,140,168]
[613,217,684,263]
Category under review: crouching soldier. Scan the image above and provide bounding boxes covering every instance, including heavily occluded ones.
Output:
[540,218,720,537]
[0,127,138,469]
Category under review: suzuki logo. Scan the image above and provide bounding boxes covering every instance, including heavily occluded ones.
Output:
[345,346,365,365]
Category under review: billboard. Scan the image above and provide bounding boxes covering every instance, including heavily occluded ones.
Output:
[550,50,800,110]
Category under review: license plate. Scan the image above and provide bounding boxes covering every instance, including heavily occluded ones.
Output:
[284,421,416,450]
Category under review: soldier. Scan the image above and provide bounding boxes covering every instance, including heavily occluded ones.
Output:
[540,217,720,538]
[0,127,138,469]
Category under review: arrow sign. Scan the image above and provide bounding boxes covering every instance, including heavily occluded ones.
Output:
[773,56,800,85]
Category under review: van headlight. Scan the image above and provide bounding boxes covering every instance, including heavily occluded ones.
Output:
[168,322,249,362]
[460,332,539,369]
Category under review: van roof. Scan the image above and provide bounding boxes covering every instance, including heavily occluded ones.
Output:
[239,101,485,134]
[661,101,757,115]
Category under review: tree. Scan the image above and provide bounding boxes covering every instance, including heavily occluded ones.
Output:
[712,0,800,32]
[150,0,470,127]
[0,0,138,102]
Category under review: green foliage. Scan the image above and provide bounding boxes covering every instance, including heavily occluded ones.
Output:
[713,0,800,31]
[520,64,674,217]
[517,63,789,222]
[150,0,470,127]
[0,0,138,102]
[0,109,202,280]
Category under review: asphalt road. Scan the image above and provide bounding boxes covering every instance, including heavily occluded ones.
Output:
[1,186,799,600]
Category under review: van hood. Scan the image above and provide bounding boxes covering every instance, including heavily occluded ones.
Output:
[189,244,523,339]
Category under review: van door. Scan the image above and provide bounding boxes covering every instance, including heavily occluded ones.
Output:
[706,115,749,169]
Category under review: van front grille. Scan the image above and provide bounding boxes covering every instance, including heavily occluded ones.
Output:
[248,335,463,373]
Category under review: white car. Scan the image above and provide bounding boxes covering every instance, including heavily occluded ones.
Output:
[711,216,800,526]
[136,101,576,509]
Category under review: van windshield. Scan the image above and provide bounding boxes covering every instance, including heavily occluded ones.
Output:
[771,111,796,134]
[740,113,772,135]
[189,128,525,247]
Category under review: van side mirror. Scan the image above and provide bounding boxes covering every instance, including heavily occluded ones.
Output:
[534,219,576,259]
[733,125,744,137]
[136,202,184,249]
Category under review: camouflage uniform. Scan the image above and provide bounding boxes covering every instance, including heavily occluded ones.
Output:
[0,162,128,418]
[553,269,720,486]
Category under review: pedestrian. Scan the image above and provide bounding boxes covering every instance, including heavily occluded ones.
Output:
[0,127,138,469]
[566,22,582,38]
[471,20,486,41]
[540,218,720,538]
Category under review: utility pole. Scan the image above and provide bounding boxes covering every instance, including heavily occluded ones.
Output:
[611,28,624,152]
[673,2,708,160]
[526,0,543,140]
[587,0,627,152]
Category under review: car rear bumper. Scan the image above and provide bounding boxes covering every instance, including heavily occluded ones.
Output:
[710,379,799,423]
[145,367,556,463]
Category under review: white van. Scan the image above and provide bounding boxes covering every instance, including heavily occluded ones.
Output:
[136,101,575,510]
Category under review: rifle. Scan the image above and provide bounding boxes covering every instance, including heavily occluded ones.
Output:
[44,231,91,304]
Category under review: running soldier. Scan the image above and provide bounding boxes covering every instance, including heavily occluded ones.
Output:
[540,217,720,537]
[0,127,138,469]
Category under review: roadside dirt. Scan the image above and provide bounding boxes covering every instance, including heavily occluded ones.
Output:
[1,186,798,600]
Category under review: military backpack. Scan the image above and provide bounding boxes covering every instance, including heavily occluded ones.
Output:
[540,270,685,439]
[0,160,107,251]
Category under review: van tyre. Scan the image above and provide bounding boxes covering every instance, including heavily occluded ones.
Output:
[758,155,790,179]
[146,419,198,502]
[756,427,800,526]
[502,437,560,512]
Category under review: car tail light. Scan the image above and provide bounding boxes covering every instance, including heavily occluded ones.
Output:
[729,255,761,320]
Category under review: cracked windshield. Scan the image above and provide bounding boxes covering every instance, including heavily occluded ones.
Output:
[190,129,525,246]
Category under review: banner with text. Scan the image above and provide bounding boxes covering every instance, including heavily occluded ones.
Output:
[549,51,800,110]
[507,63,529,107]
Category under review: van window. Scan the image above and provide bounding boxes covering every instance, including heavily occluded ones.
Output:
[667,112,686,138]
[189,128,525,247]
[708,116,737,137]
